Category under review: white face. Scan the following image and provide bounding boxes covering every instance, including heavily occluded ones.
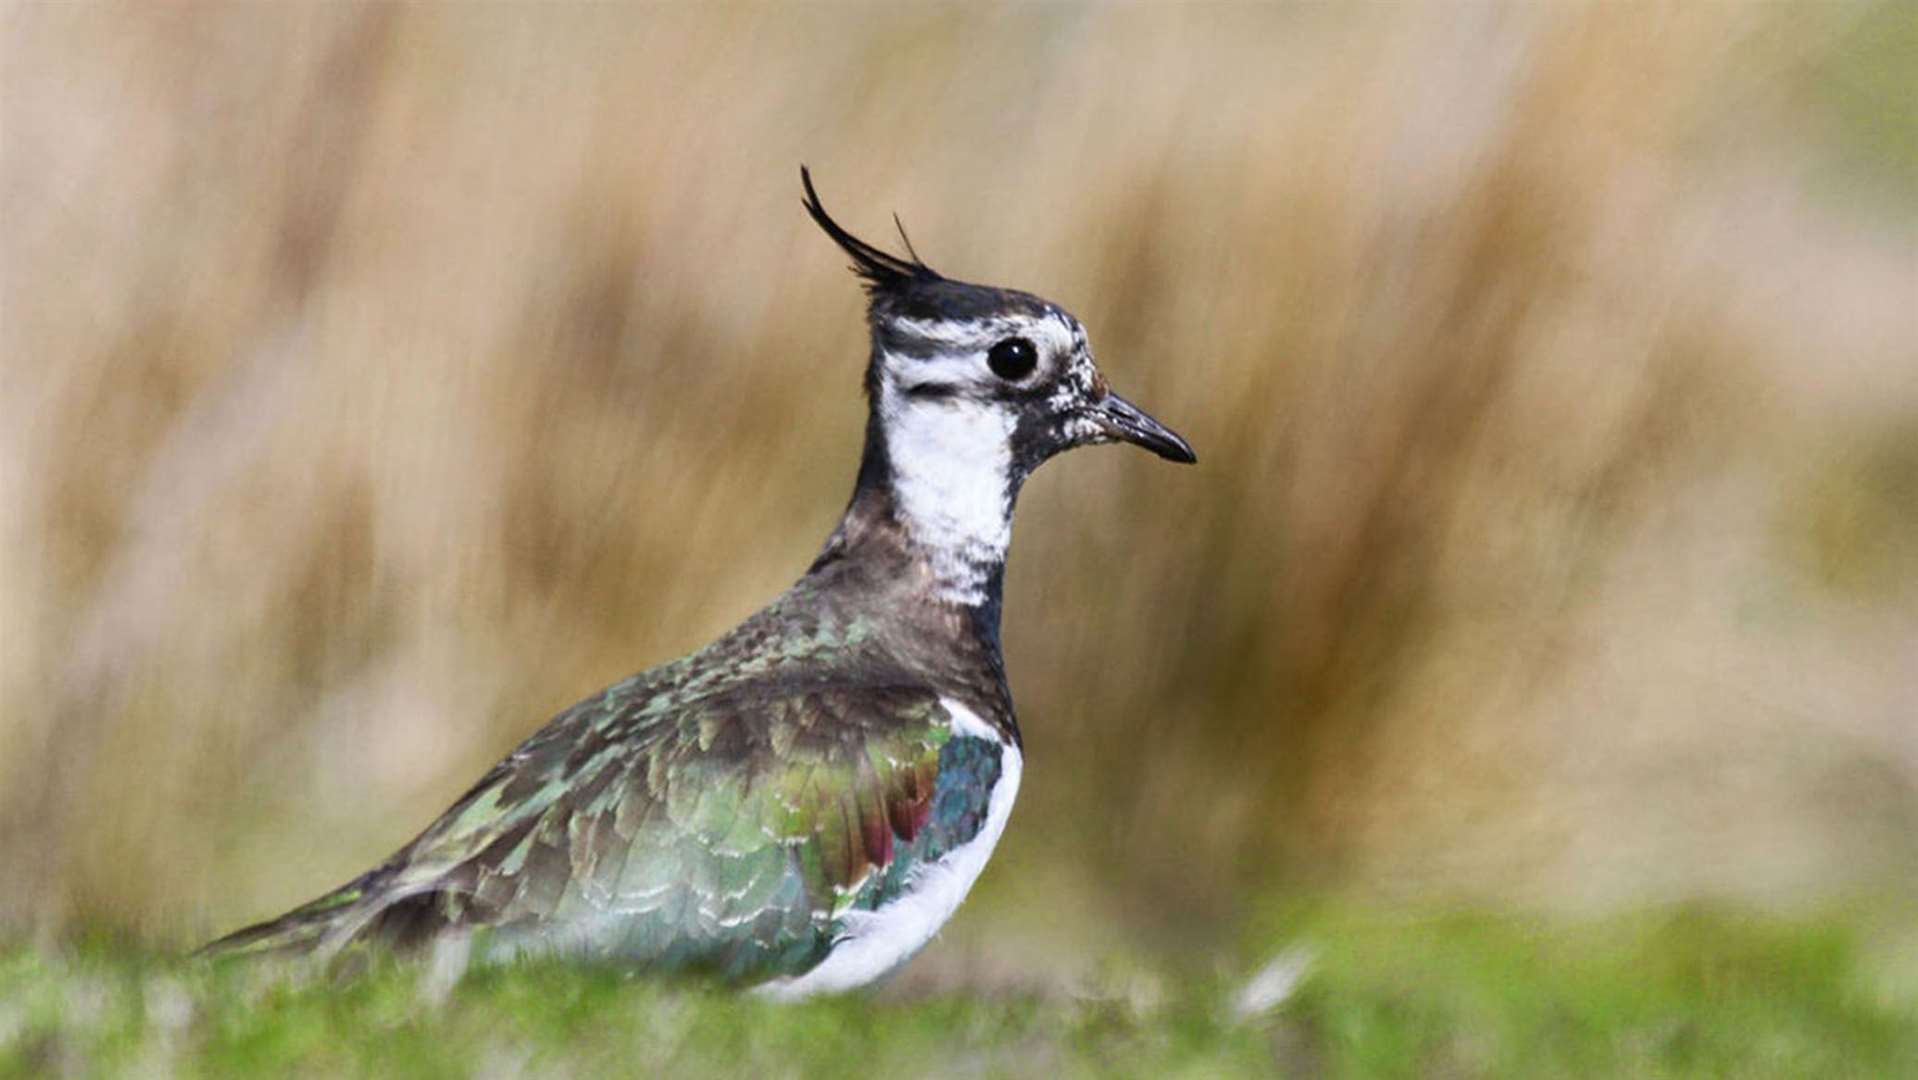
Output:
[881,310,1083,395]
[871,306,1104,605]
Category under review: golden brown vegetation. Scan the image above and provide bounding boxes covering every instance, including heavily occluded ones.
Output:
[3,4,1913,982]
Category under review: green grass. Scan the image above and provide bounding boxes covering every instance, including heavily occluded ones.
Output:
[4,906,1913,1078]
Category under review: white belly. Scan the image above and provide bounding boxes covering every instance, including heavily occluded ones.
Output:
[756,699,1020,999]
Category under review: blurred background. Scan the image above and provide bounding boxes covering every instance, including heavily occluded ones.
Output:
[3,3,1913,985]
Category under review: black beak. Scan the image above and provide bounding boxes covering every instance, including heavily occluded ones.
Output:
[1091,392,1197,464]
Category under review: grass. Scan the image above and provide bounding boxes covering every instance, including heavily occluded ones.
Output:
[4,906,1911,1078]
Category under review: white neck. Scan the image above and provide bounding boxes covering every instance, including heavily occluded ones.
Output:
[877,385,1016,606]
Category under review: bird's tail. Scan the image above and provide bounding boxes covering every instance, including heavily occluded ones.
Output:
[197,878,377,961]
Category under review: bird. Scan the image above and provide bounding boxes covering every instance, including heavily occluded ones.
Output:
[202,167,1196,997]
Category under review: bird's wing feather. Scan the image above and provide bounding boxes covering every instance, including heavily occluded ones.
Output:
[206,670,1005,986]
[417,681,951,971]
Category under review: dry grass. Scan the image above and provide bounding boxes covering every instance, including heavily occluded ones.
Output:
[3,3,1913,978]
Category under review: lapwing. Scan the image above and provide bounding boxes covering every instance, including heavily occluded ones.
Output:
[204,168,1196,997]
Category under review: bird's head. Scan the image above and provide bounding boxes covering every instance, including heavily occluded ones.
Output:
[803,168,1195,475]
[802,168,1194,604]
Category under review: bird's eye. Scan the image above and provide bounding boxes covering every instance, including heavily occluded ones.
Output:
[986,337,1038,381]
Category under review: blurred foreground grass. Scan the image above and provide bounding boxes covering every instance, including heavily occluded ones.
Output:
[7,904,1913,1079]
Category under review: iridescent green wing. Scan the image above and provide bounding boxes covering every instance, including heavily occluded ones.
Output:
[353,681,982,982]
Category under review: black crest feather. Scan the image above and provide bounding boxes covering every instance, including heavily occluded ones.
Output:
[801,166,941,291]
